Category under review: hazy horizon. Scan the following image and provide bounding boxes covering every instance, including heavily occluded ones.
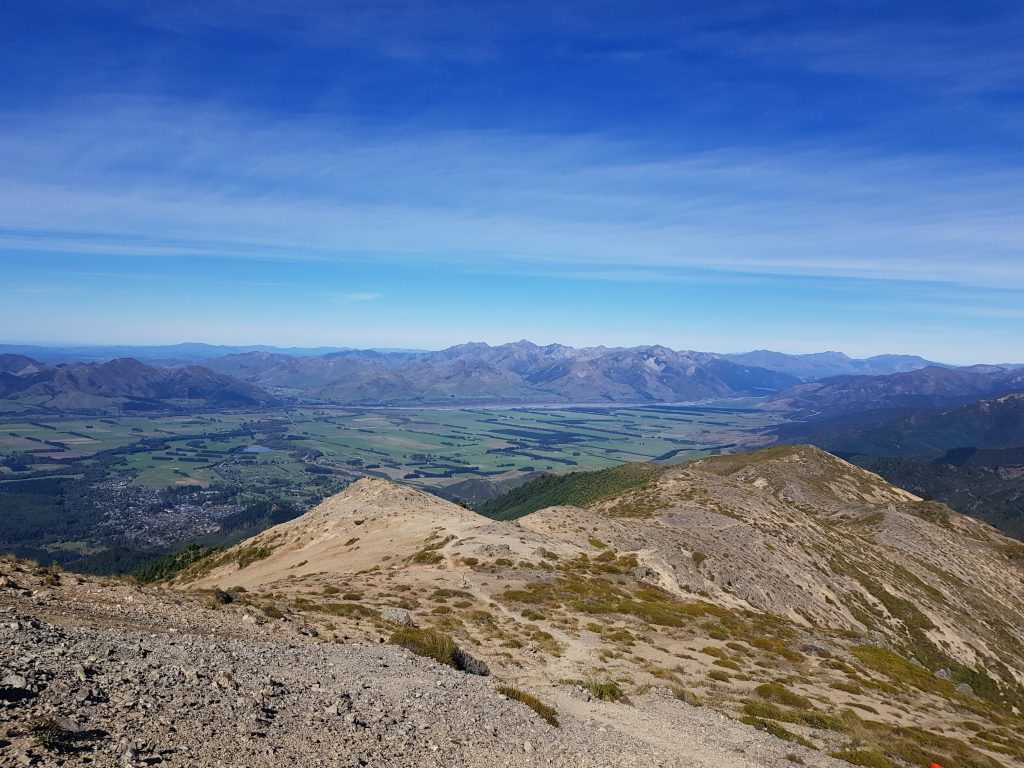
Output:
[2,2,1022,364]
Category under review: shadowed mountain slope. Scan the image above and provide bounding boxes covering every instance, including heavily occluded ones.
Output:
[770,366,1024,417]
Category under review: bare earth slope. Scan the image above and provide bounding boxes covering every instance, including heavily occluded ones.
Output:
[0,561,848,768]
[168,446,1024,767]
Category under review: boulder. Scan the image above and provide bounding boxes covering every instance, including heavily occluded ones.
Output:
[381,607,415,627]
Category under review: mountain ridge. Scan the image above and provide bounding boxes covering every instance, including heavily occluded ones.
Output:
[170,445,1024,768]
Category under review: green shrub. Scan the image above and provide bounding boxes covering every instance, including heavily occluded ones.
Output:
[30,718,73,751]
[849,645,951,695]
[235,546,272,569]
[135,544,219,583]
[34,562,61,586]
[476,464,662,520]
[295,598,377,619]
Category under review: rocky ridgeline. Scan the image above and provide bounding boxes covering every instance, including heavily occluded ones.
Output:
[0,561,837,768]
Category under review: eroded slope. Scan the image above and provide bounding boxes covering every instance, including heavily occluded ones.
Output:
[172,446,1024,768]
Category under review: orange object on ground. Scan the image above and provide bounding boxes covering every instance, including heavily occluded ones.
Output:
[930,763,945,768]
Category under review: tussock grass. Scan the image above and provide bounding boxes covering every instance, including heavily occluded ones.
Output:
[672,686,702,706]
[562,678,626,702]
[502,570,726,629]
[741,701,841,731]
[293,598,378,619]
[411,549,444,564]
[389,627,458,667]
[496,684,559,727]
[739,716,814,748]
[754,683,811,708]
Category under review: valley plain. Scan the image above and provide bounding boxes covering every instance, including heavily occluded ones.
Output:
[0,400,781,568]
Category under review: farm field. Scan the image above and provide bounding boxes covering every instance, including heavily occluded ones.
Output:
[0,400,782,492]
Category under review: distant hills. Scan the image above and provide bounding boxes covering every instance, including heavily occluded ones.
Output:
[776,391,1024,457]
[771,368,1024,539]
[770,365,1024,417]
[0,342,420,366]
[0,355,275,412]
[722,349,948,379]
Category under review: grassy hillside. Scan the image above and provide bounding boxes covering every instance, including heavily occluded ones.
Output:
[474,463,661,520]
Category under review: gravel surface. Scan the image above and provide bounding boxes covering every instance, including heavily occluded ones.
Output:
[0,564,844,768]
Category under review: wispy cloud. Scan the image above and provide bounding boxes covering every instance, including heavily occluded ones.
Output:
[1,99,1023,292]
[340,292,383,302]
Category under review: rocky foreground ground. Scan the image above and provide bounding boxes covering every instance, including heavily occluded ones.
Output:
[0,560,846,768]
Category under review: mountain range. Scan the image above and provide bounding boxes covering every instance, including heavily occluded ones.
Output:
[196,340,1019,405]
[199,342,805,403]
[0,341,960,378]
[3,341,1023,412]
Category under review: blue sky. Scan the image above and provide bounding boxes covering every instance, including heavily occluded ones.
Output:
[1,1,1022,363]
